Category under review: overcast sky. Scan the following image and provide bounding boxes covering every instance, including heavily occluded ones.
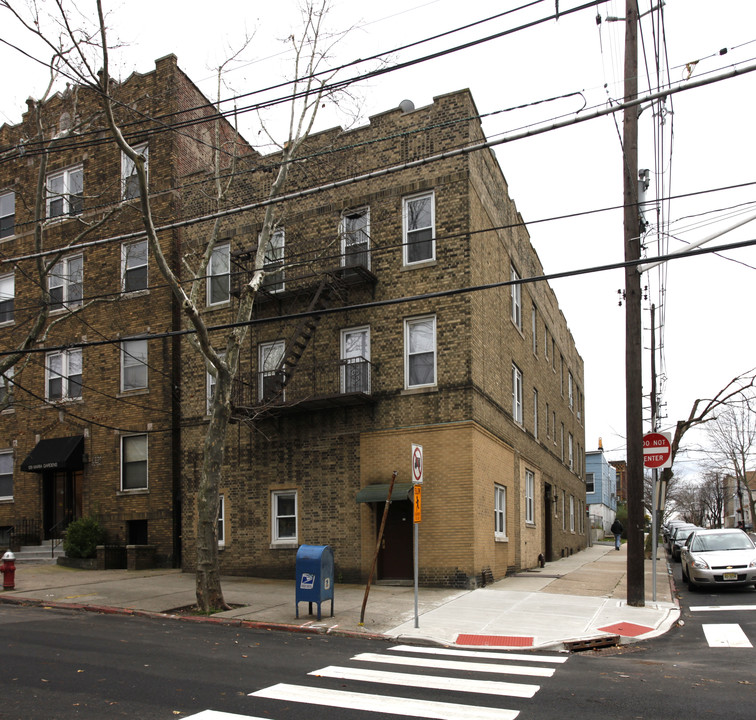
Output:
[2,0,755,477]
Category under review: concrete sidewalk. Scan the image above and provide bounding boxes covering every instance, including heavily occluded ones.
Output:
[0,542,679,651]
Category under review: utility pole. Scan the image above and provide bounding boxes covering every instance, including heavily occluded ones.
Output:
[623,0,645,606]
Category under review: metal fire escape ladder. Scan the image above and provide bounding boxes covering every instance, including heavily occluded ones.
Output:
[266,274,342,399]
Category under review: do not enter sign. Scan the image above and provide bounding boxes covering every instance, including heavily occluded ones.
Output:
[643,432,672,469]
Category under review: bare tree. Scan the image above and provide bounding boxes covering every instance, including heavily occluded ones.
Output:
[704,396,756,530]
[698,470,727,528]
[5,0,354,610]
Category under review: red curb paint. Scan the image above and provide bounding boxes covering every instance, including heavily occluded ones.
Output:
[456,634,534,647]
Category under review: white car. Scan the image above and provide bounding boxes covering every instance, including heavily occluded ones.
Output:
[681,529,756,590]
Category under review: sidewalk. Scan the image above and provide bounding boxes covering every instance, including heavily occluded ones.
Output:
[0,542,679,651]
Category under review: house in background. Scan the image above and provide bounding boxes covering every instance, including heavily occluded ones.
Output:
[586,439,617,538]
[724,471,755,530]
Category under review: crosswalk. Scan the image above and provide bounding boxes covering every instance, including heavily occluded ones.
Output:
[184,643,569,719]
[689,605,756,648]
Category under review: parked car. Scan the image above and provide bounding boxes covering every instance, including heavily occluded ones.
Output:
[666,523,697,555]
[681,529,756,590]
[669,526,701,561]
[663,520,690,543]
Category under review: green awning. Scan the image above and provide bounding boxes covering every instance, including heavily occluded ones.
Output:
[356,482,414,503]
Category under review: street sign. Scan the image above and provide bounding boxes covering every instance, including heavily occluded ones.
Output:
[411,443,423,484]
[413,485,422,523]
[643,432,672,469]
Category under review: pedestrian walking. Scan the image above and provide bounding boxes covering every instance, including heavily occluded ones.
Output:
[611,518,623,550]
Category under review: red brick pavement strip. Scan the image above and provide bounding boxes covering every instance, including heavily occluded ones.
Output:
[0,594,388,641]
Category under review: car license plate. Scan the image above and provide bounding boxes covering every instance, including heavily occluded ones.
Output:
[722,572,737,581]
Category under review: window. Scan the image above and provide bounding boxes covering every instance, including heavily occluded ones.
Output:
[121,339,148,392]
[46,348,82,400]
[544,327,549,361]
[341,326,370,394]
[561,491,566,530]
[405,316,436,388]
[403,192,434,264]
[568,371,574,410]
[545,402,550,437]
[46,165,83,218]
[122,240,148,293]
[525,470,535,524]
[208,243,230,305]
[553,411,557,445]
[560,355,564,395]
[121,143,148,200]
[259,340,285,401]
[48,255,83,311]
[0,450,12,499]
[0,366,13,405]
[560,423,565,461]
[0,191,14,239]
[0,274,13,324]
[512,363,523,424]
[272,490,297,544]
[206,352,225,414]
[532,305,537,354]
[570,495,575,532]
[510,266,521,329]
[568,433,574,470]
[217,494,225,548]
[121,434,148,491]
[341,208,370,269]
[263,229,285,293]
[586,472,595,493]
[533,388,539,439]
[495,484,507,539]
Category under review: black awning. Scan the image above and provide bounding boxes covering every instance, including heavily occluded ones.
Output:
[356,482,414,503]
[21,436,85,473]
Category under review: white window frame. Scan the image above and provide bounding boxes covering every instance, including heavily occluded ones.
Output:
[586,472,595,494]
[560,423,565,461]
[46,165,83,218]
[0,449,13,500]
[568,433,574,471]
[525,470,535,524]
[495,484,507,539]
[121,239,148,293]
[121,339,148,392]
[0,273,13,325]
[0,191,14,239]
[341,207,370,269]
[46,348,82,401]
[259,340,285,401]
[48,254,83,311]
[121,434,148,491]
[263,229,285,293]
[512,363,523,424]
[121,143,148,201]
[403,192,435,265]
[217,494,225,548]
[510,265,521,329]
[570,495,575,532]
[561,491,566,530]
[341,326,370,394]
[533,388,539,439]
[0,366,13,406]
[568,371,574,410]
[206,351,225,414]
[532,305,537,354]
[271,489,297,545]
[404,315,437,389]
[207,243,230,306]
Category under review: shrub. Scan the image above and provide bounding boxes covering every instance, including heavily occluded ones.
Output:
[63,518,105,559]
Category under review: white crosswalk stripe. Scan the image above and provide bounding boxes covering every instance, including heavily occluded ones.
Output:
[689,605,756,613]
[701,624,753,648]
[252,683,520,720]
[309,665,540,698]
[351,651,556,677]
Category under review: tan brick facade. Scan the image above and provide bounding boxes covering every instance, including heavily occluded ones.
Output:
[1,58,586,586]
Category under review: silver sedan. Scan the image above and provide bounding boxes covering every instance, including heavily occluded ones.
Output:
[681,529,756,590]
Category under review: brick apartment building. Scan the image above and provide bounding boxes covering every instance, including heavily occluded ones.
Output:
[0,55,586,587]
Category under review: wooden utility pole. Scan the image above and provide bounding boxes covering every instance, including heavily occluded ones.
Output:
[623,0,645,606]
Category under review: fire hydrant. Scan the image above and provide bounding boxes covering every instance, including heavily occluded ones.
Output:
[1,550,16,590]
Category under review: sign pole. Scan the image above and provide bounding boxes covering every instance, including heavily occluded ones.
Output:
[411,444,423,629]
[413,512,419,628]
[651,467,658,602]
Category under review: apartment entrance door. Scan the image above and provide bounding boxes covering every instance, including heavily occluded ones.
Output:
[377,500,413,580]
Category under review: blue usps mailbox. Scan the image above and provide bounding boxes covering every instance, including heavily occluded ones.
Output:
[295,544,334,620]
